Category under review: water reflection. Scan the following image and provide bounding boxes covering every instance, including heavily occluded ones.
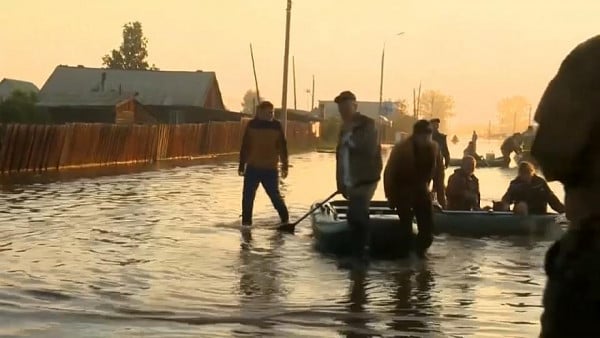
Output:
[340,268,370,337]
[235,230,287,336]
[388,265,436,336]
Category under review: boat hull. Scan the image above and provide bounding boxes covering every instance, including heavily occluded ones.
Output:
[433,210,561,237]
[311,200,562,255]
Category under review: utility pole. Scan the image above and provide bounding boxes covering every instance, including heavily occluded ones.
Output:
[293,56,297,111]
[378,44,385,116]
[280,0,292,136]
[250,43,260,113]
[311,75,315,111]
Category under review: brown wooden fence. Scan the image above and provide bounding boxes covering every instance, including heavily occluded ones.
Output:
[0,120,317,174]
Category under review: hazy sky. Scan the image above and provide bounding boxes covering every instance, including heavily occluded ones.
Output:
[1,0,598,125]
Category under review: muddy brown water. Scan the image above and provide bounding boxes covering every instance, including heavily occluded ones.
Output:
[0,140,564,337]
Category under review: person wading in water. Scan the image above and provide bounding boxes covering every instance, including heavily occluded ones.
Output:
[532,35,600,337]
[334,91,382,264]
[384,120,446,258]
[238,101,289,229]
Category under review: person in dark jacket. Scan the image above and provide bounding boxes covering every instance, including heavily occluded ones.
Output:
[384,120,445,258]
[500,161,565,215]
[500,133,523,167]
[446,156,480,211]
[334,91,383,258]
[531,35,600,337]
[239,101,289,228]
[430,118,450,168]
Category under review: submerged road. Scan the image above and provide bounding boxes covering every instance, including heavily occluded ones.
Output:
[0,140,562,337]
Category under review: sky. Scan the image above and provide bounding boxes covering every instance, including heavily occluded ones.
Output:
[1,0,598,126]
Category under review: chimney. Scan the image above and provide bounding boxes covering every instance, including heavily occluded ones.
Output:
[101,72,106,92]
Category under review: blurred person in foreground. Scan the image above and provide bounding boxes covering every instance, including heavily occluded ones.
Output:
[334,91,382,261]
[238,101,289,229]
[446,156,481,211]
[500,161,565,215]
[384,120,446,258]
[532,35,600,337]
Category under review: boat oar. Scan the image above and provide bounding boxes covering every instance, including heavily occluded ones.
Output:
[277,191,339,232]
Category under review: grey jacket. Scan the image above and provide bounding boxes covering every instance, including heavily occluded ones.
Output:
[335,113,383,194]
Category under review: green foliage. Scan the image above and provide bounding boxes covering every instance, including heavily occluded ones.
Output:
[0,90,48,123]
[102,21,156,70]
[241,90,263,115]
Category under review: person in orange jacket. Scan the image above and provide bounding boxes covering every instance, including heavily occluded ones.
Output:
[384,119,446,258]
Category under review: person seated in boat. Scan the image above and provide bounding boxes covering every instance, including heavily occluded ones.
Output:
[500,133,523,167]
[462,141,482,161]
[446,156,480,211]
[500,161,565,215]
[384,119,446,258]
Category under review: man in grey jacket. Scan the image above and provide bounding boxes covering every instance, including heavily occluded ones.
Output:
[334,91,383,259]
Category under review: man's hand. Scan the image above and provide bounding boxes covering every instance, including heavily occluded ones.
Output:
[238,164,245,177]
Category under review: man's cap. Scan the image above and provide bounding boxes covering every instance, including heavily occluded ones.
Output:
[257,101,274,109]
[334,91,357,104]
[430,118,441,123]
[413,119,433,134]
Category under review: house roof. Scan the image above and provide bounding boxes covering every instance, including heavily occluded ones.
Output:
[0,78,39,98]
[38,66,223,108]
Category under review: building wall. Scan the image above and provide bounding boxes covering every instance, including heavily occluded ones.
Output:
[45,107,116,124]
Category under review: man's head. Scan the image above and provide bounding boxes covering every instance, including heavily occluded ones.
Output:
[518,161,536,183]
[256,101,274,121]
[335,91,358,123]
[430,118,441,132]
[461,156,476,175]
[412,119,433,146]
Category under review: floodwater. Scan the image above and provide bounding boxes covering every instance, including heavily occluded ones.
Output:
[0,139,564,337]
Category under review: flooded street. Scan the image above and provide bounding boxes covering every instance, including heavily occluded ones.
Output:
[0,140,564,337]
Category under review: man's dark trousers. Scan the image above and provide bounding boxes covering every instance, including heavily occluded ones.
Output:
[346,183,377,255]
[242,166,289,225]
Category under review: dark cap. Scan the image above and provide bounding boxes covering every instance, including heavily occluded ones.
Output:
[430,118,441,123]
[413,119,433,134]
[257,101,274,109]
[334,91,357,104]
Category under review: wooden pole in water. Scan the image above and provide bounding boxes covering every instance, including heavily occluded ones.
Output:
[293,56,297,111]
[280,0,292,136]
